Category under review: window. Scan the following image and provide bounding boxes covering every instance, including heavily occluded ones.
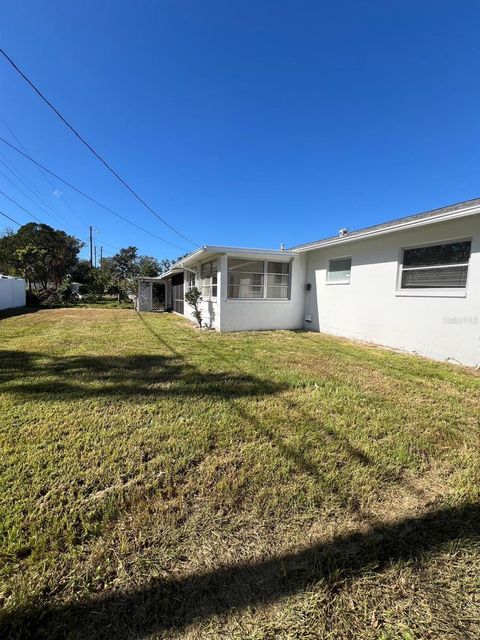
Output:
[400,240,471,289]
[227,259,290,299]
[327,257,351,283]
[200,260,217,297]
[266,261,290,298]
[186,270,196,290]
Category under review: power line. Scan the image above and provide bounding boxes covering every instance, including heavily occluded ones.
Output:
[0,208,21,226]
[0,135,190,252]
[0,165,66,227]
[97,238,121,253]
[0,152,70,225]
[0,48,199,247]
[0,113,55,188]
[0,113,87,227]
[0,187,42,223]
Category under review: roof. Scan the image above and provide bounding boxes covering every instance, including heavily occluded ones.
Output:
[289,196,480,253]
[143,197,480,274]
[165,244,296,273]
[135,275,171,282]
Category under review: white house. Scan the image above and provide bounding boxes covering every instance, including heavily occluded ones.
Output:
[141,197,480,367]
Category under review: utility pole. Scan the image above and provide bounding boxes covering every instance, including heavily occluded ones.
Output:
[100,246,103,270]
[89,225,93,268]
[94,246,97,269]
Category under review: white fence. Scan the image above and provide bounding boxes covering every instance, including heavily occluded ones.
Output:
[0,275,26,310]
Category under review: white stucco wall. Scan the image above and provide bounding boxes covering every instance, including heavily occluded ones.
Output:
[219,253,306,332]
[184,296,220,330]
[304,216,480,366]
[182,259,221,330]
[0,276,26,310]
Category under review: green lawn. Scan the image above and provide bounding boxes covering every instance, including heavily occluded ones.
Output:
[0,308,479,639]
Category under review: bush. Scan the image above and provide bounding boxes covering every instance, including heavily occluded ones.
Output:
[57,278,77,303]
[184,287,203,327]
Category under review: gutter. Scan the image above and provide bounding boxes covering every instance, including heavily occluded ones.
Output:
[291,203,480,253]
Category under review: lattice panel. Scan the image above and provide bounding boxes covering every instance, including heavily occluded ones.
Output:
[137,281,152,311]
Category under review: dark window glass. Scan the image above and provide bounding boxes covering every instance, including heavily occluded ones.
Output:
[403,241,471,268]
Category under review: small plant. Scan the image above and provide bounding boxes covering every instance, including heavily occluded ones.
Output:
[185,286,203,328]
[57,277,76,303]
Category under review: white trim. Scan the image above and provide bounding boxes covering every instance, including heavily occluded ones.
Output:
[172,245,296,270]
[399,234,472,251]
[293,204,480,253]
[325,281,351,286]
[225,298,292,303]
[396,236,472,295]
[401,263,469,271]
[395,289,467,298]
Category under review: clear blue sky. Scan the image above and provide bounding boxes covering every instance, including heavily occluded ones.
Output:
[1,1,479,262]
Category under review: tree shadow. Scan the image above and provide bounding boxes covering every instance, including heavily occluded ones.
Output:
[5,313,474,638]
[137,312,372,480]
[2,500,478,639]
[135,313,373,483]
[0,350,287,402]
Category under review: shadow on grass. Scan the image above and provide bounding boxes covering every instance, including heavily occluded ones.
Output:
[0,306,44,321]
[5,313,476,639]
[137,312,373,483]
[0,350,286,401]
[2,500,479,639]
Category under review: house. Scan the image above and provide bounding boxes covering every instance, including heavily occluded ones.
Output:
[139,197,480,367]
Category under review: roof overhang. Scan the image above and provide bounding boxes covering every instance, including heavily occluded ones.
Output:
[167,245,296,271]
[291,200,480,253]
[136,276,170,282]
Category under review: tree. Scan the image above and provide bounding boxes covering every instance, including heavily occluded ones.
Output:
[138,255,161,277]
[159,258,172,274]
[109,246,139,279]
[0,228,16,274]
[0,223,83,291]
[69,259,92,284]
[104,246,139,301]
[185,286,203,328]
[89,269,113,299]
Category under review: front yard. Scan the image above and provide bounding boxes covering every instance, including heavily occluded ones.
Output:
[0,308,479,639]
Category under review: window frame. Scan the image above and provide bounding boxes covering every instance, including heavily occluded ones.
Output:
[326,256,352,285]
[227,258,292,300]
[200,259,218,299]
[396,236,471,298]
[185,269,196,292]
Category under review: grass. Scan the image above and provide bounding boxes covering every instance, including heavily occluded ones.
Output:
[74,298,134,309]
[0,307,479,639]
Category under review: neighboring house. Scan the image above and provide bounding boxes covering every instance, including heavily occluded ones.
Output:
[0,275,26,311]
[140,197,480,366]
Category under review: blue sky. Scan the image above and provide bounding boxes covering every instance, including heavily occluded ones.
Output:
[1,1,479,261]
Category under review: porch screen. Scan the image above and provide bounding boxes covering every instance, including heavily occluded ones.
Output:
[227,259,290,299]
